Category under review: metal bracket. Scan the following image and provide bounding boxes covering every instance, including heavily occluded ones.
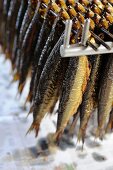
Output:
[60,19,113,57]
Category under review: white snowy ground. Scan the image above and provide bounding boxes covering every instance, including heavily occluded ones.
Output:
[0,52,113,170]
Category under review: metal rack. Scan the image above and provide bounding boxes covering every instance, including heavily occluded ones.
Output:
[60,19,113,57]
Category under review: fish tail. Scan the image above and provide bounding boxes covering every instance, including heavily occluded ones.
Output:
[26,106,33,118]
[13,72,20,82]
[24,92,32,106]
[26,123,34,136]
[95,128,100,138]
[18,82,25,94]
[54,130,64,143]
[26,121,40,138]
[77,129,83,142]
[95,127,105,140]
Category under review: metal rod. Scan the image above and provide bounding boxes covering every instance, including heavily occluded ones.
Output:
[91,31,111,50]
[101,27,113,39]
[81,18,90,46]
[64,20,72,47]
[60,42,113,57]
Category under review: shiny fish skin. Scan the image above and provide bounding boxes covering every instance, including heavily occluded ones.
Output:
[97,55,113,138]
[18,0,37,49]
[12,0,28,68]
[6,0,21,58]
[78,55,102,142]
[18,1,44,94]
[27,16,61,103]
[55,56,90,140]
[27,12,57,102]
[27,34,66,136]
[16,0,37,72]
[49,89,60,114]
[30,58,68,136]
[31,17,64,102]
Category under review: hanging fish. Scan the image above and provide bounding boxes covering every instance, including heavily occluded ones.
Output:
[55,56,90,141]
[96,55,113,139]
[17,0,45,94]
[27,34,69,136]
[28,9,69,103]
[12,0,28,70]
[78,55,102,142]
[15,0,38,74]
[6,0,21,58]
[26,15,61,103]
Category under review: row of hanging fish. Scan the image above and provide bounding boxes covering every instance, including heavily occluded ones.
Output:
[0,0,113,144]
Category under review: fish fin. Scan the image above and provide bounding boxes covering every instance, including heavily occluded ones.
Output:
[77,129,83,142]
[26,105,33,118]
[13,72,20,81]
[77,129,85,150]
[35,125,40,137]
[54,130,63,143]
[18,82,25,95]
[24,92,32,106]
[26,122,40,137]
[26,123,34,136]
[9,72,20,86]
[95,128,100,139]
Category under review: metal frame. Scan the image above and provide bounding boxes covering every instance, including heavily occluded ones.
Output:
[60,19,113,57]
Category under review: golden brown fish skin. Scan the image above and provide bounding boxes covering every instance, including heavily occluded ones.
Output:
[27,17,60,103]
[28,58,69,137]
[78,55,102,142]
[30,14,65,103]
[27,3,61,102]
[55,56,90,141]
[49,89,59,114]
[97,55,113,138]
[18,1,44,94]
[27,34,67,136]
